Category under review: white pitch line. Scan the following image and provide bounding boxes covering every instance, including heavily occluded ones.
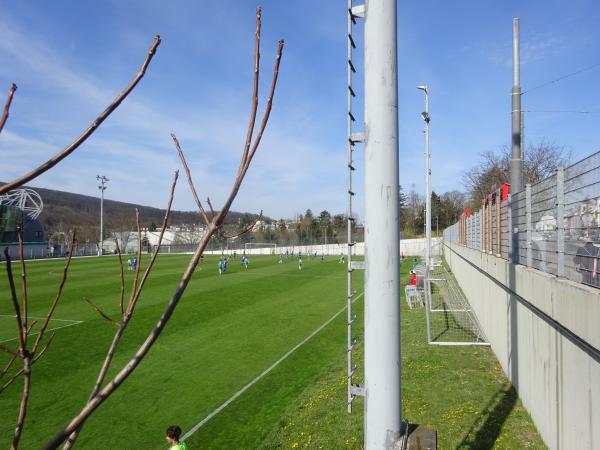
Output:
[0,320,84,344]
[181,291,364,442]
[0,314,82,323]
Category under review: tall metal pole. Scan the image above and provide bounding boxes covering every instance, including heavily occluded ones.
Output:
[511,18,523,193]
[417,85,431,270]
[97,175,108,256]
[364,0,401,448]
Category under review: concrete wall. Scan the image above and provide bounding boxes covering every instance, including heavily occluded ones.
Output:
[204,237,442,257]
[444,241,600,450]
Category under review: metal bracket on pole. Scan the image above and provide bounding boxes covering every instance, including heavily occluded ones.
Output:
[350,131,365,144]
[350,4,365,18]
[556,167,565,276]
[350,383,365,397]
[350,260,365,270]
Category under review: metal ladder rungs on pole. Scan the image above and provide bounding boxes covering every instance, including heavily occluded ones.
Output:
[347,0,364,414]
[348,59,356,73]
[348,33,356,49]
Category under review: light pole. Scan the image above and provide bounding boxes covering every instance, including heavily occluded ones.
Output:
[417,85,431,270]
[417,85,432,344]
[97,175,109,256]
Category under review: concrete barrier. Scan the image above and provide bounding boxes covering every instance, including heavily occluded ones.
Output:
[444,240,600,450]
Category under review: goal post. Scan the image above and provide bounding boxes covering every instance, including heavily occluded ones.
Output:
[243,242,277,254]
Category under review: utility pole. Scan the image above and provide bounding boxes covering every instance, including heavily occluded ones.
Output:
[97,175,109,256]
[511,18,523,193]
[364,0,401,447]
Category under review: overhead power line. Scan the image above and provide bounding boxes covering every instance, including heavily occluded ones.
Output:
[521,62,600,95]
[522,109,600,114]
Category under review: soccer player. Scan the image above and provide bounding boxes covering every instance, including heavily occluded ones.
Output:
[339,253,345,264]
[218,258,223,275]
[165,425,188,450]
[127,258,132,271]
[298,255,303,271]
[133,257,137,271]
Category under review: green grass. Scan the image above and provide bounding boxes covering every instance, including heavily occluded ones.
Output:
[0,254,545,449]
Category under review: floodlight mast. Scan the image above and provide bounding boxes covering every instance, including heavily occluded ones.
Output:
[417,84,432,343]
[97,175,109,256]
[363,0,401,447]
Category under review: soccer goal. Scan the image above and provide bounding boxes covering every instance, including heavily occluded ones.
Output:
[424,262,489,346]
[243,242,277,254]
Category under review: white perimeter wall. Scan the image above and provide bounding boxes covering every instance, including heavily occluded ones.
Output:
[444,241,600,450]
[204,237,442,257]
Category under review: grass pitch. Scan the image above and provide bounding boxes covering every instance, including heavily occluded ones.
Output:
[1,253,544,449]
[1,253,355,449]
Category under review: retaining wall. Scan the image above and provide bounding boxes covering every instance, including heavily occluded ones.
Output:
[444,241,600,450]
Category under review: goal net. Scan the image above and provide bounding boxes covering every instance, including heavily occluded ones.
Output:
[243,242,277,254]
[425,262,489,346]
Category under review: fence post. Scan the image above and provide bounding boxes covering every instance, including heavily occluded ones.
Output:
[526,183,532,267]
[556,167,565,276]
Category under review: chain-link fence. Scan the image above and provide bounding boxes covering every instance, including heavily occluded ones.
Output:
[445,150,600,289]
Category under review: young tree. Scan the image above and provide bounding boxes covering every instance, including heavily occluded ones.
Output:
[462,140,571,208]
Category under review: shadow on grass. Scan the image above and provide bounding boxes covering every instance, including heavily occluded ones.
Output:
[455,383,518,450]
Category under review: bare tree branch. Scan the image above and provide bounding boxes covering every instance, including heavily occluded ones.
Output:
[114,239,125,316]
[12,354,31,449]
[207,197,216,221]
[0,343,18,357]
[171,133,210,225]
[84,298,119,327]
[239,6,262,172]
[31,233,76,355]
[4,249,26,352]
[221,210,263,239]
[242,39,284,175]
[1,355,18,380]
[0,36,161,196]
[45,27,284,449]
[63,172,178,449]
[18,227,29,347]
[0,83,17,134]
[126,210,142,310]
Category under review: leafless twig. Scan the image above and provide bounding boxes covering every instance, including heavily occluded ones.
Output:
[0,36,161,196]
[0,83,17,134]
[84,298,119,327]
[171,134,210,225]
[220,210,263,239]
[62,172,178,449]
[45,20,284,448]
[114,239,125,316]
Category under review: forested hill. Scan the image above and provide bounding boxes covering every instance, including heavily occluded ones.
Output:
[0,183,265,240]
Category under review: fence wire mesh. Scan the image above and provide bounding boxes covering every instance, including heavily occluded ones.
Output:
[444,149,600,289]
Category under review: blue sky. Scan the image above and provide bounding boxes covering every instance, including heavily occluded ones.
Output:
[1,0,599,221]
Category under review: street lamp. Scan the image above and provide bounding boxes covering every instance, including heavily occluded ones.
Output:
[97,175,109,256]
